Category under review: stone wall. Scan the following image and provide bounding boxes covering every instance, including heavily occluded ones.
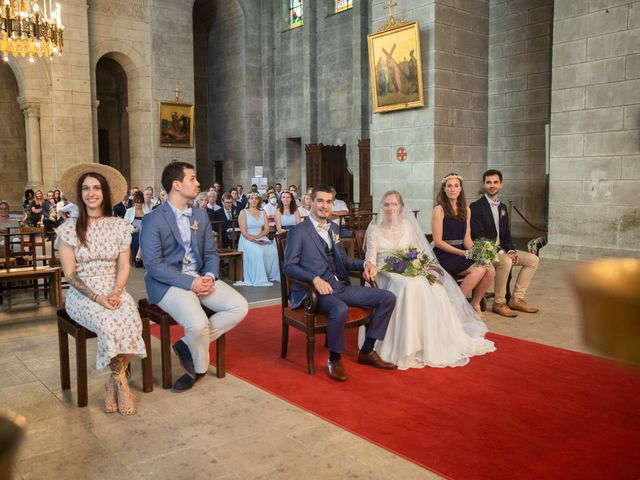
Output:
[0,63,27,208]
[488,0,552,237]
[433,0,489,200]
[545,0,640,259]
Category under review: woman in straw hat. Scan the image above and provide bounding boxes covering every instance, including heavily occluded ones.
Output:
[57,163,147,415]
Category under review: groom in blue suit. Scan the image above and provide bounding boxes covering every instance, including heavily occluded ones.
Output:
[140,162,248,392]
[284,185,397,381]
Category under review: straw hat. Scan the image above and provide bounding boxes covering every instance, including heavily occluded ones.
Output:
[60,163,128,206]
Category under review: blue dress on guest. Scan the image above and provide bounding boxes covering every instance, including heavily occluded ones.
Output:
[235,210,280,286]
[433,216,474,275]
[280,212,297,231]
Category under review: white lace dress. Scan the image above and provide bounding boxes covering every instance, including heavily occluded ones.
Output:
[57,218,147,370]
[363,220,495,369]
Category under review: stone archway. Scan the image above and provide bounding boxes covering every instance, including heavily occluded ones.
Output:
[96,56,131,185]
[90,41,151,190]
[0,61,27,208]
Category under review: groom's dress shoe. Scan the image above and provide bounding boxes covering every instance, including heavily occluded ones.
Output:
[357,351,397,369]
[492,302,518,318]
[508,298,539,313]
[172,340,196,379]
[327,360,347,382]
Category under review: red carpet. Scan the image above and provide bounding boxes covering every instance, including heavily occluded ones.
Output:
[151,305,640,480]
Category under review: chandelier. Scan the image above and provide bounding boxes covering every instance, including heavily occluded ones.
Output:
[0,0,64,61]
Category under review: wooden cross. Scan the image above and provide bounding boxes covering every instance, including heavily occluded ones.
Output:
[384,0,397,19]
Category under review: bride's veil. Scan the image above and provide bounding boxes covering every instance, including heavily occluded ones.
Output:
[367,190,489,338]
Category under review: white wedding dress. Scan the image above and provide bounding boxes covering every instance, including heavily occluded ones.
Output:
[363,219,496,369]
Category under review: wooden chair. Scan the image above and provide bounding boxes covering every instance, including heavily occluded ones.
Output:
[275,231,373,375]
[0,230,62,309]
[137,298,226,389]
[57,308,153,407]
[211,219,243,281]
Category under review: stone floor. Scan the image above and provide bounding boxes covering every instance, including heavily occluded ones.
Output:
[0,259,594,479]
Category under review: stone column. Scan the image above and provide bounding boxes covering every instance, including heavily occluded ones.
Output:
[20,101,44,190]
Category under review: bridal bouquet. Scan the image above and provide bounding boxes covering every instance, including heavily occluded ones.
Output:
[382,246,442,285]
[465,238,499,267]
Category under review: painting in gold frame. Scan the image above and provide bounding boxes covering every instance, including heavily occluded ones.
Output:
[368,22,424,113]
[159,102,194,147]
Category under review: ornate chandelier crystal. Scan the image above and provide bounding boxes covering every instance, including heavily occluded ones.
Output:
[0,0,64,61]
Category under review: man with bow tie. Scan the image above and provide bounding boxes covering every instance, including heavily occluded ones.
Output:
[140,162,248,392]
[284,185,397,382]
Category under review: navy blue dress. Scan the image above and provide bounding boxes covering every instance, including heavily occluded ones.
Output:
[433,216,474,275]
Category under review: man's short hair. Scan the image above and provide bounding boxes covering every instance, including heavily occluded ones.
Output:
[310,184,335,201]
[483,169,503,182]
[162,161,194,193]
[221,193,233,202]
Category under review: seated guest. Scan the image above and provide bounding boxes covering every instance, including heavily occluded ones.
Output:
[213,193,238,247]
[275,190,300,233]
[212,182,223,206]
[145,186,158,205]
[140,161,248,392]
[470,169,539,317]
[236,184,247,204]
[263,191,278,218]
[207,191,221,213]
[274,183,283,200]
[28,190,45,227]
[330,194,350,236]
[235,192,279,286]
[229,188,241,211]
[0,201,20,251]
[154,189,167,209]
[298,194,311,219]
[142,189,154,213]
[113,194,128,218]
[288,184,301,206]
[57,163,146,415]
[124,191,145,267]
[195,192,215,222]
[43,190,58,235]
[432,173,495,319]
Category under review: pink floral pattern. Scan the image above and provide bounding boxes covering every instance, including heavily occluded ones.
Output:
[57,217,147,369]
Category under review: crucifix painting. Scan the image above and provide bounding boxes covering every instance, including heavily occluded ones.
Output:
[368,21,424,113]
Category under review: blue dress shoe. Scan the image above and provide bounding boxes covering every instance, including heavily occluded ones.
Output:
[172,340,196,379]
[173,373,195,392]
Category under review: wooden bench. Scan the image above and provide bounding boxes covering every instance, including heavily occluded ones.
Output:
[57,308,153,407]
[138,298,226,389]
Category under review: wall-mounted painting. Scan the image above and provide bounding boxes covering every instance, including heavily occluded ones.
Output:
[368,22,424,113]
[159,102,194,147]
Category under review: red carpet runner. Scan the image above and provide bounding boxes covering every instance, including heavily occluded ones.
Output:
[151,305,640,480]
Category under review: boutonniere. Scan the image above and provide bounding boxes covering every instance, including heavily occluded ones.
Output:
[191,220,199,232]
[500,210,506,218]
[332,232,341,244]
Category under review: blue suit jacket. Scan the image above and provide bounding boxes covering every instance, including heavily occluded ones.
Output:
[284,218,364,308]
[140,202,220,304]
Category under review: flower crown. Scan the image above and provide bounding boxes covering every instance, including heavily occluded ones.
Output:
[441,173,464,184]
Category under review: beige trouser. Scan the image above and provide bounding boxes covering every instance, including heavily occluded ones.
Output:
[494,250,539,305]
[158,278,249,373]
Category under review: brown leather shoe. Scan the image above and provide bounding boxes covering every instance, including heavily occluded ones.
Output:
[357,351,397,369]
[508,298,539,313]
[327,360,347,382]
[492,302,518,318]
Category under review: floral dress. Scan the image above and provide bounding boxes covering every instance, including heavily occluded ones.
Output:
[57,217,147,369]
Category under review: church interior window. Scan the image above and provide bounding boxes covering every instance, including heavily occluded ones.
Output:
[335,0,353,13]
[289,0,303,29]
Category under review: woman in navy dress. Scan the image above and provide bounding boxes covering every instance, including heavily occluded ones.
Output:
[432,173,495,319]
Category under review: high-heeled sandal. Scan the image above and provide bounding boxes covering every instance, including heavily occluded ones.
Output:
[103,376,118,413]
[114,366,137,416]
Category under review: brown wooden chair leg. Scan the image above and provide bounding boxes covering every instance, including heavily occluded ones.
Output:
[160,320,172,389]
[75,328,89,408]
[57,320,70,391]
[215,334,225,378]
[140,316,153,393]
[306,333,316,376]
[281,322,289,358]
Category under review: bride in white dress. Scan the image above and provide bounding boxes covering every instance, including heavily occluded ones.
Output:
[362,191,495,369]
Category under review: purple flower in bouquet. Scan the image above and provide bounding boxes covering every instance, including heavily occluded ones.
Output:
[393,260,407,273]
[407,249,418,260]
